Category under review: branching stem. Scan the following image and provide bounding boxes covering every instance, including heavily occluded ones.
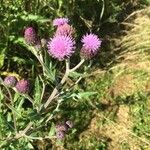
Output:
[43,59,85,109]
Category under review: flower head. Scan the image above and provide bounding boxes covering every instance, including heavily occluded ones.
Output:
[4,76,17,87]
[56,124,68,132]
[53,18,69,27]
[56,131,65,140]
[81,33,102,59]
[55,23,74,36]
[47,35,75,60]
[24,27,37,45]
[16,79,30,94]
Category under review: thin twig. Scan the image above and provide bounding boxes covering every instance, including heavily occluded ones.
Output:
[70,59,85,72]
[13,122,33,140]
[46,99,63,123]
[99,0,105,21]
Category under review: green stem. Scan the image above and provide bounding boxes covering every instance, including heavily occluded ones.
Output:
[43,59,85,109]
[70,59,85,72]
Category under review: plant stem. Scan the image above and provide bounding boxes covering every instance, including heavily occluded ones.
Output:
[12,87,35,107]
[43,59,85,109]
[31,47,47,75]
[43,60,70,109]
[43,69,69,109]
[70,59,85,72]
[46,99,63,123]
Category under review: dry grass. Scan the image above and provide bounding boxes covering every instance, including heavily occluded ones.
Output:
[119,7,150,53]
[79,106,150,150]
[78,7,150,150]
[108,7,150,98]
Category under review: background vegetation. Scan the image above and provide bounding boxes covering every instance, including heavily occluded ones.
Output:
[0,0,150,149]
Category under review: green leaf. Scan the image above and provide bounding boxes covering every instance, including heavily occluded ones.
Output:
[27,142,34,149]
[48,122,56,137]
[33,77,42,106]
[1,114,14,130]
[69,71,83,79]
[7,112,12,122]
[0,54,5,68]
[20,14,50,23]
[44,52,56,83]
[13,37,26,46]
[0,87,4,101]
[5,103,22,117]
[68,91,97,100]
[14,92,21,102]
[77,91,97,99]
[17,98,25,111]
[11,56,27,64]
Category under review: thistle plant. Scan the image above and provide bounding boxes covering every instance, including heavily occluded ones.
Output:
[0,17,101,148]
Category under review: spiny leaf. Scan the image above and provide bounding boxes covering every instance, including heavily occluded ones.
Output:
[33,77,42,106]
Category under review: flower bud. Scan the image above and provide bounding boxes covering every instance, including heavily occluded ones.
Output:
[80,47,96,59]
[53,18,69,27]
[55,23,74,36]
[24,27,38,45]
[56,131,65,140]
[16,79,30,94]
[4,76,17,87]
[56,124,68,132]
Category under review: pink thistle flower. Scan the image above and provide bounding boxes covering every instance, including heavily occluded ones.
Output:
[55,23,74,36]
[16,79,30,94]
[47,35,75,61]
[24,27,37,45]
[56,124,68,132]
[53,18,69,27]
[4,76,17,87]
[81,33,102,59]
